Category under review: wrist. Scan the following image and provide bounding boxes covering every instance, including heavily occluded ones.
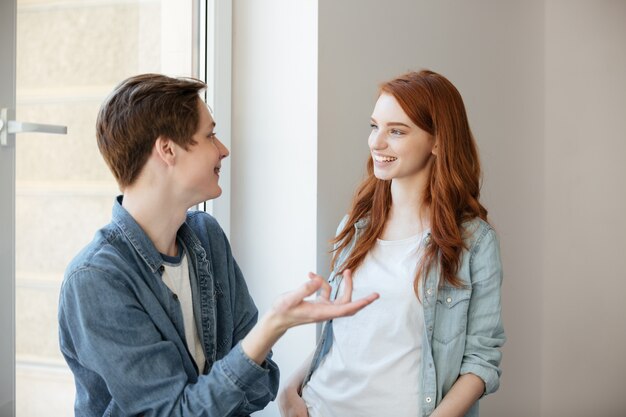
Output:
[240,312,287,365]
[262,308,289,338]
[284,378,303,394]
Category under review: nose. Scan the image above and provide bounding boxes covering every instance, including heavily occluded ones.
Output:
[215,137,230,159]
[369,129,386,150]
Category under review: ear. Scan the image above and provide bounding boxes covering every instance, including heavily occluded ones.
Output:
[154,136,177,166]
[431,140,438,156]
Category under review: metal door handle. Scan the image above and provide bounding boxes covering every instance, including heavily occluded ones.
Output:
[0,107,67,146]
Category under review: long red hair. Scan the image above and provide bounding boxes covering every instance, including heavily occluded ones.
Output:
[331,70,488,293]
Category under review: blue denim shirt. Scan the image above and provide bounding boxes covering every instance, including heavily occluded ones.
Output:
[58,197,279,417]
[303,216,505,417]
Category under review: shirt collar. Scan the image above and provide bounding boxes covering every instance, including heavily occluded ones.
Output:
[112,195,165,274]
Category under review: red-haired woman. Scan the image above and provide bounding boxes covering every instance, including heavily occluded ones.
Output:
[278,70,505,417]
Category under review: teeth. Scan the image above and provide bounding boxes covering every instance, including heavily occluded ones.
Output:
[374,155,397,163]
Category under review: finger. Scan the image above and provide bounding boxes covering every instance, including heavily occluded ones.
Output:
[339,292,380,316]
[338,269,353,304]
[308,272,331,301]
[311,292,380,322]
[286,277,323,305]
[319,277,332,301]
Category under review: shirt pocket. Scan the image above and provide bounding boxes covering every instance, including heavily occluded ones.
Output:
[432,286,472,345]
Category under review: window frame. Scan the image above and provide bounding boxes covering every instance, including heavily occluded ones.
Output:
[200,0,232,238]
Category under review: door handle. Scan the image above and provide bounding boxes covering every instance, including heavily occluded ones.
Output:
[0,107,67,146]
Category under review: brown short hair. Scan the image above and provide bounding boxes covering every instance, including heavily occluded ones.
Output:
[96,73,207,189]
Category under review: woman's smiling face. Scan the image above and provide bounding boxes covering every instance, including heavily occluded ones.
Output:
[368,93,436,184]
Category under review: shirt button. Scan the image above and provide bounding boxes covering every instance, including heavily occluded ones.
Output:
[446,297,452,303]
[428,326,433,331]
[172,293,179,301]
[426,397,432,403]
[159,265,165,273]
[426,288,432,295]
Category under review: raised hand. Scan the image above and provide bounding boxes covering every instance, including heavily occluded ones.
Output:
[268,269,379,332]
[241,270,379,365]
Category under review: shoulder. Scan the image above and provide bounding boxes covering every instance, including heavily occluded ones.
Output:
[335,214,369,234]
[184,210,233,260]
[462,218,497,251]
[335,214,350,235]
[462,217,496,250]
[461,218,502,279]
[186,210,223,236]
[185,210,229,248]
[65,223,122,278]
[62,224,134,297]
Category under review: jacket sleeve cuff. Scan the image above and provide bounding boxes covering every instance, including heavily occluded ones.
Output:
[460,362,500,397]
[217,342,271,390]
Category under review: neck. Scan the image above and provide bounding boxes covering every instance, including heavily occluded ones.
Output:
[122,185,187,257]
[382,174,431,239]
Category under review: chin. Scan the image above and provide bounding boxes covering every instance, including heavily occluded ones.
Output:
[206,187,223,200]
[373,171,393,181]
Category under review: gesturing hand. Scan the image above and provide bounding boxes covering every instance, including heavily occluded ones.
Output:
[268,269,379,333]
[242,270,379,365]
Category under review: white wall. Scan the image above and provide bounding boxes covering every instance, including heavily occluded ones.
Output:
[232,1,626,416]
[231,1,317,416]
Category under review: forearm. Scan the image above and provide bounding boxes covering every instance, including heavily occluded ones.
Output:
[285,351,314,394]
[241,311,286,364]
[277,351,314,417]
[430,373,484,417]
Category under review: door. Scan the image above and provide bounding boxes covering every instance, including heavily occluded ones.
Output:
[1,2,17,415]
[0,1,224,415]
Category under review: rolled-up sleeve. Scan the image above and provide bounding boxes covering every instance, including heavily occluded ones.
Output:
[460,228,506,396]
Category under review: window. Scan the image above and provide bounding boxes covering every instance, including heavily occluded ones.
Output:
[0,0,231,415]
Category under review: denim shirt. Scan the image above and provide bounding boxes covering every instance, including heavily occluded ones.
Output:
[303,216,505,417]
[58,197,279,417]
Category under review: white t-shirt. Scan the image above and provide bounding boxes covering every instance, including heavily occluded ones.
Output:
[161,250,206,374]
[302,232,426,417]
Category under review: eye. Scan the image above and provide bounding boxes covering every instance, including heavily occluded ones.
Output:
[390,129,404,136]
[207,131,217,139]
[370,123,378,131]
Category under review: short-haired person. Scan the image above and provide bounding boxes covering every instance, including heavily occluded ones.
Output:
[279,70,505,417]
[58,74,378,417]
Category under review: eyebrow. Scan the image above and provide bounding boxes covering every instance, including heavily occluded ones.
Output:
[370,118,411,128]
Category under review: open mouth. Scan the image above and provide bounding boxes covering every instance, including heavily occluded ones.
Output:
[214,166,221,175]
[373,154,397,163]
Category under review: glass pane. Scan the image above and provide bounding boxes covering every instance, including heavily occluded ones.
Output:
[15,1,194,415]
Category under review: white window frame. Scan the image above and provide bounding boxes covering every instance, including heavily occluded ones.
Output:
[196,0,233,238]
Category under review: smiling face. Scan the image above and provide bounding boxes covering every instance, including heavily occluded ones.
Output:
[175,99,229,205]
[368,93,436,186]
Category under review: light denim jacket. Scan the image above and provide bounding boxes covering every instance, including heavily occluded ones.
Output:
[58,197,279,417]
[303,216,505,417]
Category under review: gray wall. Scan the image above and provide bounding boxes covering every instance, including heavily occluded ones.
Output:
[317,1,544,415]
[543,1,626,415]
[232,1,626,416]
